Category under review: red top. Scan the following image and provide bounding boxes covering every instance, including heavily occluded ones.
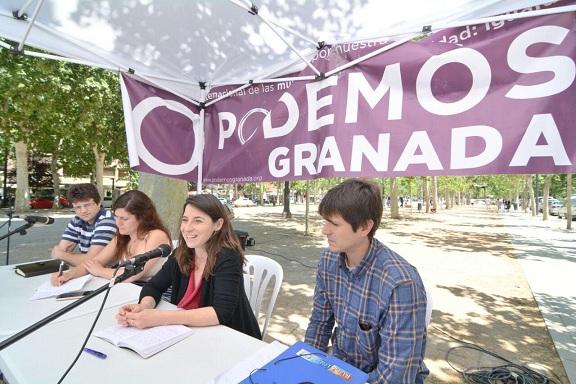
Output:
[177,272,202,310]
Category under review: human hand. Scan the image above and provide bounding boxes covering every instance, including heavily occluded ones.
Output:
[117,305,159,328]
[83,259,106,277]
[116,303,144,326]
[50,271,71,286]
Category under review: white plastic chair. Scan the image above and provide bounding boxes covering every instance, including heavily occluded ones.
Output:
[424,283,434,326]
[243,255,283,338]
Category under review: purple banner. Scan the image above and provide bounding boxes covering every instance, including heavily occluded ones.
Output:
[122,2,576,184]
[121,74,201,181]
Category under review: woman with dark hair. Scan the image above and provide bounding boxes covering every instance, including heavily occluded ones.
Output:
[116,194,261,339]
[52,190,171,285]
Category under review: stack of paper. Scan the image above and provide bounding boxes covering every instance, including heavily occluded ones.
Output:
[30,275,92,300]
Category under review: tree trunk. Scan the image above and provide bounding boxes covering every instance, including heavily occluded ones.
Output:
[138,173,188,239]
[282,181,292,219]
[390,177,400,219]
[527,175,536,216]
[304,181,309,235]
[2,148,8,208]
[92,145,106,199]
[50,152,61,208]
[567,173,572,230]
[14,141,30,212]
[542,174,552,220]
[431,176,438,213]
[422,176,430,213]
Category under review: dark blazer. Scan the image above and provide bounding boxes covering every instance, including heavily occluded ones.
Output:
[140,248,262,340]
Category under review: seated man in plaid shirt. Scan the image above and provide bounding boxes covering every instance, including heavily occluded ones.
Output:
[305,179,428,383]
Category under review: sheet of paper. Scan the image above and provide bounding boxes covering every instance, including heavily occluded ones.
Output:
[30,274,92,300]
[208,340,288,384]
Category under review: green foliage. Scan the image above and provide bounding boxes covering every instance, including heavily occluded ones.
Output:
[0,41,127,179]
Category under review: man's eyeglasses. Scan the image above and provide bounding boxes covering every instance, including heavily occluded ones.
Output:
[248,352,326,384]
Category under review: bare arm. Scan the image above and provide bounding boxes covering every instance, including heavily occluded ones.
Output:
[51,240,106,266]
[121,230,171,283]
[52,238,119,285]
[116,295,220,329]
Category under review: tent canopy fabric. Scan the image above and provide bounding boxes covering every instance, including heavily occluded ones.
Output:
[0,0,556,102]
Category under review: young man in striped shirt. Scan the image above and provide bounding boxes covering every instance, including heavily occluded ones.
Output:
[305,179,428,383]
[51,183,117,266]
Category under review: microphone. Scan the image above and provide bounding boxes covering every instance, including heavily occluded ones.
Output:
[23,216,55,225]
[118,244,172,267]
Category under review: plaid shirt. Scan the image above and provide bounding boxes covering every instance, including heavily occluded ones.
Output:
[305,238,428,384]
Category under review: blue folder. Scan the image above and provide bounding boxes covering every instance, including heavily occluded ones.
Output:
[240,341,368,384]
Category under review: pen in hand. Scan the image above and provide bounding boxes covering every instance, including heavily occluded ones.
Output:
[57,260,65,285]
[58,260,65,276]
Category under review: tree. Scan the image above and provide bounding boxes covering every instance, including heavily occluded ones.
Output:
[1,42,128,210]
[566,174,572,230]
[138,173,188,239]
[430,176,438,212]
[389,177,399,219]
[542,174,553,220]
[282,181,292,219]
[422,176,430,213]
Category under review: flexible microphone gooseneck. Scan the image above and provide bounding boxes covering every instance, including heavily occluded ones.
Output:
[23,216,55,225]
[118,244,172,267]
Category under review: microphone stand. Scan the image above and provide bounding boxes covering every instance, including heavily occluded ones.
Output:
[0,263,144,351]
[0,211,34,265]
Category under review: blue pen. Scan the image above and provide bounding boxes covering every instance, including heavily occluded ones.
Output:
[83,348,107,359]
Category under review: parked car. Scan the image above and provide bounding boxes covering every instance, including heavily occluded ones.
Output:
[233,197,255,207]
[29,193,69,209]
[558,197,576,220]
[549,200,563,216]
[538,197,560,213]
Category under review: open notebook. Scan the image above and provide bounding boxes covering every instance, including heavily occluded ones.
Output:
[94,324,193,359]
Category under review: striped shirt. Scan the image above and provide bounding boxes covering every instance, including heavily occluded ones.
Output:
[305,238,428,384]
[62,208,117,253]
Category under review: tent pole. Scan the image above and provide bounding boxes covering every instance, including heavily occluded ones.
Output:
[227,0,319,47]
[14,0,36,19]
[206,74,317,107]
[326,35,415,78]
[359,4,576,45]
[128,73,201,107]
[254,13,322,77]
[197,85,206,193]
[228,0,322,77]
[326,4,576,79]
[9,16,199,102]
[430,4,576,34]
[16,0,45,52]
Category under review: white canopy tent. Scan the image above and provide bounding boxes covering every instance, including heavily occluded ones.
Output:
[1,0,575,188]
[0,0,566,103]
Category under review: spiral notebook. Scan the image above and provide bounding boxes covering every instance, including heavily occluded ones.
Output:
[239,341,368,384]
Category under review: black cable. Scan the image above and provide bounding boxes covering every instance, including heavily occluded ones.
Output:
[57,269,120,383]
[434,326,560,384]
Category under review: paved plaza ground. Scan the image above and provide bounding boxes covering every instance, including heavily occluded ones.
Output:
[2,202,574,383]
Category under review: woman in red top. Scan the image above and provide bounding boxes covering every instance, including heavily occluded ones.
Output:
[116,194,261,339]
